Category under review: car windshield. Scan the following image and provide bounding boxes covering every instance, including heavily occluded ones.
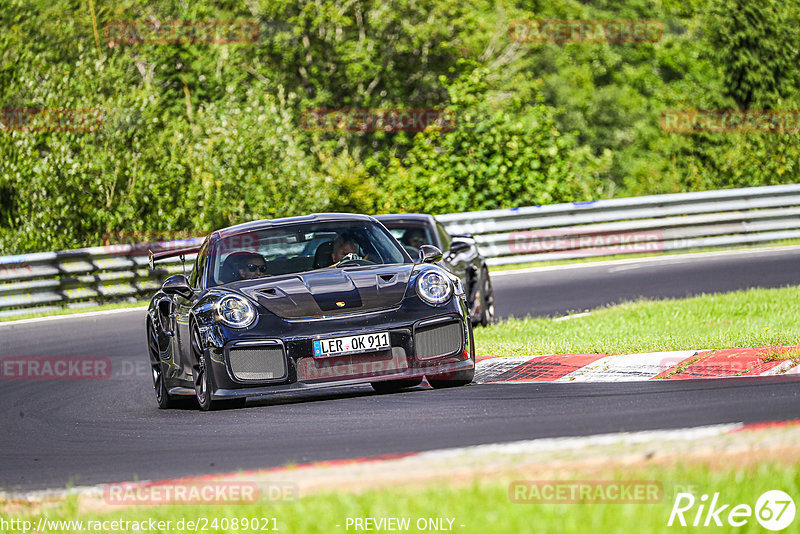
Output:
[383,223,436,258]
[207,220,409,286]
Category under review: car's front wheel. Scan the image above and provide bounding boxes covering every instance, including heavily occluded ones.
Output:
[191,327,214,411]
[191,326,245,411]
[478,267,495,326]
[148,323,175,409]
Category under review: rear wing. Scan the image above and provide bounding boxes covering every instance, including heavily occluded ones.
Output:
[148,245,201,270]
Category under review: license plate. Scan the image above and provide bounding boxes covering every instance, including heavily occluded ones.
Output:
[313,332,391,358]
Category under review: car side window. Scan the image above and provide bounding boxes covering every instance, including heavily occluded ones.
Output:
[435,222,451,251]
[189,240,209,289]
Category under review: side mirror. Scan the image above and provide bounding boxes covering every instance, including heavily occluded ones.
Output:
[162,274,194,299]
[417,245,443,264]
[449,239,471,253]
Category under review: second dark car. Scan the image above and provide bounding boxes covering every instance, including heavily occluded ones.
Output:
[375,214,495,326]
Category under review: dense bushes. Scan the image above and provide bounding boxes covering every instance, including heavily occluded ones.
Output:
[1,0,799,253]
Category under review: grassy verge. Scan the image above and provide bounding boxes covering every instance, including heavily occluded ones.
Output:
[473,285,800,358]
[0,300,148,323]
[7,462,797,534]
[488,239,800,272]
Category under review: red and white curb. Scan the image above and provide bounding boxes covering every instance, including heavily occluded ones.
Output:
[474,345,800,384]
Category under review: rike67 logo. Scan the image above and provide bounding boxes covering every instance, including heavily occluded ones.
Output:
[668,490,796,531]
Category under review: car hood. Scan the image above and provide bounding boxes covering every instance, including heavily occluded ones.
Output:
[231,264,415,319]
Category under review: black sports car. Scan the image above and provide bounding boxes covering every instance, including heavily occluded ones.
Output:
[146,214,475,410]
[375,214,495,326]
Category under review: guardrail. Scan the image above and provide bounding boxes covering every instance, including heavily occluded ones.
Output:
[0,240,202,318]
[1,184,799,317]
[437,184,800,266]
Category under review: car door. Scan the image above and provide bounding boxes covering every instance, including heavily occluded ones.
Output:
[153,294,179,379]
[174,294,194,380]
[175,240,209,381]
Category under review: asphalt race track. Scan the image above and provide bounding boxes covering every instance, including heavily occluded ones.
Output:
[492,247,800,318]
[2,248,800,491]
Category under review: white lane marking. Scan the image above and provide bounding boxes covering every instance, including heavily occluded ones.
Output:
[490,245,800,277]
[415,423,743,460]
[0,306,147,327]
[556,350,700,382]
[553,312,591,321]
[782,363,800,375]
[762,360,800,375]
[607,264,642,273]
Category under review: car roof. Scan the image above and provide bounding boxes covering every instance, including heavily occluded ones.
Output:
[374,213,437,225]
[213,213,377,239]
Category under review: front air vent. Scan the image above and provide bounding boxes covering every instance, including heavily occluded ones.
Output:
[228,345,287,381]
[414,320,463,360]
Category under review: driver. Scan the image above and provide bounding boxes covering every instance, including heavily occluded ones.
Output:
[332,232,361,263]
[401,228,427,249]
[230,252,268,280]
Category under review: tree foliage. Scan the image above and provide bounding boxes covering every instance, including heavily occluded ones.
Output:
[1,0,799,253]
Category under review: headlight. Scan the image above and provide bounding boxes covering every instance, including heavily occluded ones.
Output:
[215,294,256,328]
[416,270,452,305]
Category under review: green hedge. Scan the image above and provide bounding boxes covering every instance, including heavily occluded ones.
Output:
[2,0,799,253]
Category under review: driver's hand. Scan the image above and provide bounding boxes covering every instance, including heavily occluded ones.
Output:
[337,252,362,264]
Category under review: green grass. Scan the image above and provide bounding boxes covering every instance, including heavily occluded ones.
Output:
[473,285,800,358]
[488,239,800,272]
[0,300,148,323]
[760,348,800,363]
[5,462,797,534]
